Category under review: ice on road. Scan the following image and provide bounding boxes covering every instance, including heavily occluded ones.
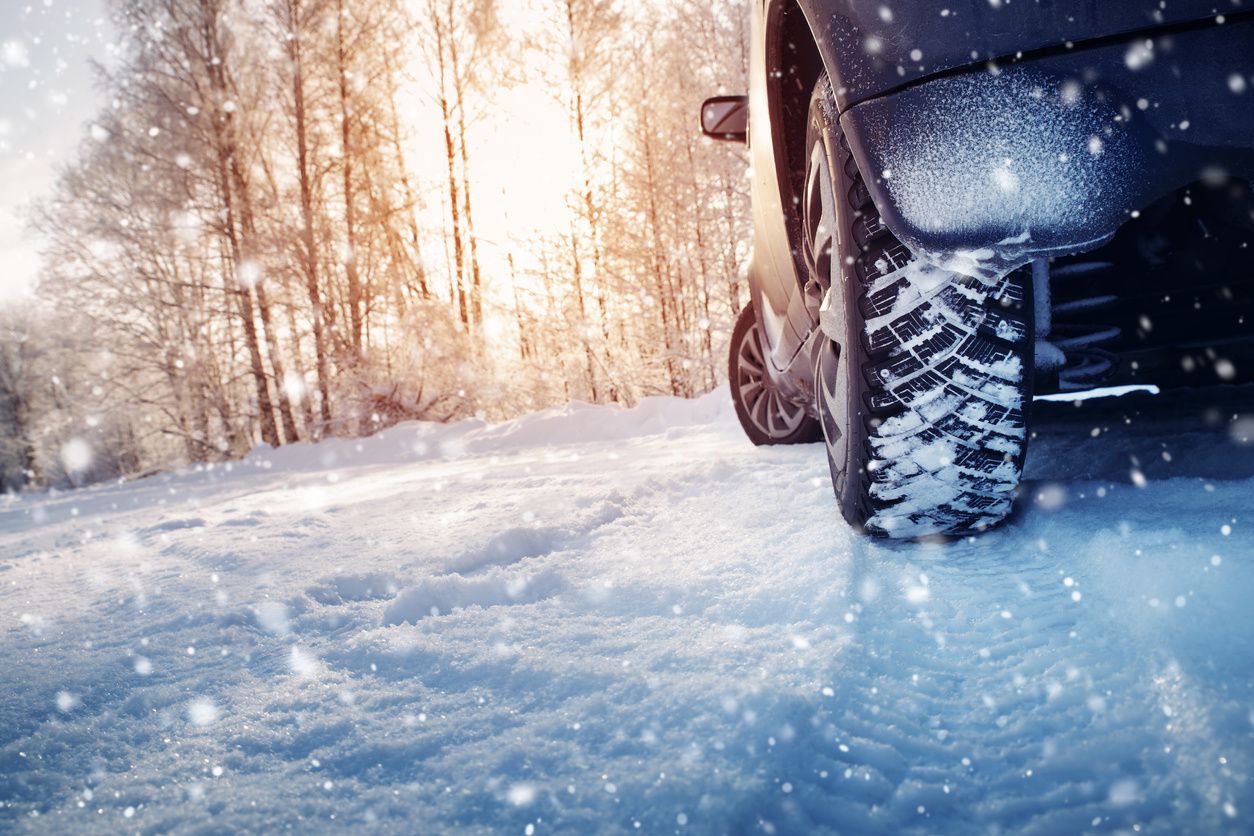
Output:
[1,386,1252,833]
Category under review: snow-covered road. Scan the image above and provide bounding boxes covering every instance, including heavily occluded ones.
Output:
[2,386,1252,833]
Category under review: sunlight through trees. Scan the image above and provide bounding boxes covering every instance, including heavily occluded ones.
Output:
[1,0,750,489]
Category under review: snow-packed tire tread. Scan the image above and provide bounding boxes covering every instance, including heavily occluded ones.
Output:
[835,131,1031,538]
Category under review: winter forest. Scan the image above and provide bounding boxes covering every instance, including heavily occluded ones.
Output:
[0,0,750,490]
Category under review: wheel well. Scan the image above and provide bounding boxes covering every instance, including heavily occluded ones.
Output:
[1042,176,1254,391]
[767,1,825,278]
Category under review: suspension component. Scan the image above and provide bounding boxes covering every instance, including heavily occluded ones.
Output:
[1035,259,1123,390]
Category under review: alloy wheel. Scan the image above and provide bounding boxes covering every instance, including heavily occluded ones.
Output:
[734,317,810,439]
[804,138,851,481]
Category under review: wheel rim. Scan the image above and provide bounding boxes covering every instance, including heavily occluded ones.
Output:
[735,318,808,438]
[805,137,850,477]
[805,142,837,290]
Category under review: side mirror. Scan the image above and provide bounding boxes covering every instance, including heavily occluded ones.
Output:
[700,95,748,143]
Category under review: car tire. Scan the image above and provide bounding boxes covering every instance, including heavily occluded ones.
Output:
[729,303,824,446]
[805,75,1034,538]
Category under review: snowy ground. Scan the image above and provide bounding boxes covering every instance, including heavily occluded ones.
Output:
[1,385,1252,834]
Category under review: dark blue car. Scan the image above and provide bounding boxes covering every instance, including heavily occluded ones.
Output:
[703,1,1254,538]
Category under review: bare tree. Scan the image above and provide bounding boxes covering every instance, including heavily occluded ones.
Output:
[19,0,757,487]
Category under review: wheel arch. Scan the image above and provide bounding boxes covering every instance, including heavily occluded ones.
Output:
[762,0,826,282]
[745,1,849,401]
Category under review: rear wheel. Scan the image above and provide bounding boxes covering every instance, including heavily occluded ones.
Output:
[804,75,1034,537]
[729,304,822,445]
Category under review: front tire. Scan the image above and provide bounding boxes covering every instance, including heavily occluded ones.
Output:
[804,75,1033,538]
[729,304,823,446]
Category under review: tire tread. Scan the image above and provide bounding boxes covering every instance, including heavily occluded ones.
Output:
[813,76,1031,538]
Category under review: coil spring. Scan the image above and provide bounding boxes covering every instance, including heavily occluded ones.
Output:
[1046,261,1122,390]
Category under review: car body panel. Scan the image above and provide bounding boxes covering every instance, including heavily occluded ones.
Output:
[841,17,1254,270]
[795,0,1234,111]
[747,0,809,376]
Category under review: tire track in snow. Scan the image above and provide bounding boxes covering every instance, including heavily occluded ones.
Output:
[748,512,1249,834]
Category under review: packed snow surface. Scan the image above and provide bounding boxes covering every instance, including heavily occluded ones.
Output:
[2,386,1253,833]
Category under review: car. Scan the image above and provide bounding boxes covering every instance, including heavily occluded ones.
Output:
[702,1,1254,539]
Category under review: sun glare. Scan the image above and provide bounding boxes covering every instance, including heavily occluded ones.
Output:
[399,59,580,306]
[471,81,580,246]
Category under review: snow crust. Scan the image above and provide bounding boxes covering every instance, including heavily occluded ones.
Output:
[1,386,1252,832]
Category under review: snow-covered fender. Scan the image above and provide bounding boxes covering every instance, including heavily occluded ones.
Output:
[838,67,1156,272]
[833,16,1254,273]
[794,0,1233,111]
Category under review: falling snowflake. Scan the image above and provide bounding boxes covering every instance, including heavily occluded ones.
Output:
[187,698,219,727]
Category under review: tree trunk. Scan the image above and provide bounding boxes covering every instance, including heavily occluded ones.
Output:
[225,109,299,444]
[433,14,470,330]
[568,220,599,401]
[283,295,317,431]
[288,0,334,434]
[563,0,614,398]
[336,0,364,356]
[721,168,744,316]
[508,249,529,361]
[686,140,717,390]
[382,50,429,299]
[11,390,40,488]
[252,281,300,443]
[641,109,680,396]
[448,32,483,329]
[232,275,280,447]
[202,22,280,448]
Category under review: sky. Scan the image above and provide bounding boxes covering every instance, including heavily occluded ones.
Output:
[0,0,606,317]
[0,0,111,306]
[0,0,577,313]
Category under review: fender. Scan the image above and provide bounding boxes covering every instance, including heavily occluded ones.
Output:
[783,2,1254,272]
[837,17,1254,271]
[795,0,1237,113]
